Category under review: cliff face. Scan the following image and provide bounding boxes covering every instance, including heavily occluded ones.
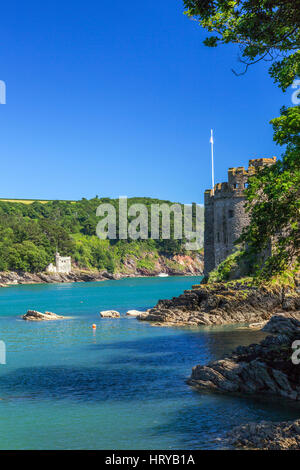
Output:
[139,280,300,326]
[118,253,203,277]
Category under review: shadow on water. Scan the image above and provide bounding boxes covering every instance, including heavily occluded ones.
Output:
[149,389,300,450]
[0,331,206,403]
[89,332,210,365]
[0,333,197,403]
[0,327,276,405]
[0,364,185,402]
[87,326,268,367]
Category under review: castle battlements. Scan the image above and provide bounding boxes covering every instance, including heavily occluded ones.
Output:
[204,157,276,276]
[248,156,277,169]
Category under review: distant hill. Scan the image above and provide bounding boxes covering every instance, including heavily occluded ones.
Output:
[0,197,204,274]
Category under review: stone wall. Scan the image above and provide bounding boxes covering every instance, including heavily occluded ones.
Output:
[204,190,215,275]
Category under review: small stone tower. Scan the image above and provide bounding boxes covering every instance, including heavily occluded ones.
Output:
[46,252,72,274]
[204,157,276,277]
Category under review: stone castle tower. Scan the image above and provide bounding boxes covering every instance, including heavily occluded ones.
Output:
[46,252,72,274]
[204,157,276,277]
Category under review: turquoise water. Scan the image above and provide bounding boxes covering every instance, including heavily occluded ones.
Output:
[0,276,299,450]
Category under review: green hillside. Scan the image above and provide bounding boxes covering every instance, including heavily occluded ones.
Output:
[0,197,204,273]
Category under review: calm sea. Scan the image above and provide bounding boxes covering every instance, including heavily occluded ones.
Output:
[0,276,298,449]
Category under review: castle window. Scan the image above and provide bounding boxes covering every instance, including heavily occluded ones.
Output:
[229,210,234,218]
[217,232,220,243]
[233,183,237,189]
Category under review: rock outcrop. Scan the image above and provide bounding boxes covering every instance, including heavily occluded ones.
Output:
[23,310,64,321]
[139,281,300,327]
[262,312,300,335]
[100,310,120,318]
[225,419,300,450]
[188,312,300,401]
[126,310,147,317]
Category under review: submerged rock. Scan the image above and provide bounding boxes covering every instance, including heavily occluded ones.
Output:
[23,310,64,321]
[100,310,120,318]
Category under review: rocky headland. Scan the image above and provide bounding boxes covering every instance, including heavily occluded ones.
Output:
[138,280,300,327]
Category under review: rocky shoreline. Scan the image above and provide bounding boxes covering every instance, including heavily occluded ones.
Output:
[138,280,300,327]
[188,313,300,400]
[224,419,300,450]
[0,264,203,288]
[0,270,113,287]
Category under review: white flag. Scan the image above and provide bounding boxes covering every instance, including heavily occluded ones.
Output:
[210,129,215,192]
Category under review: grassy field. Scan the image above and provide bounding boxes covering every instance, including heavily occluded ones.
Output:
[0,198,76,204]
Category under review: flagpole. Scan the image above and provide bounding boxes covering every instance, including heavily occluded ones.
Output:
[210,129,215,195]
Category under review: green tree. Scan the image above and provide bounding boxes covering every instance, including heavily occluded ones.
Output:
[8,242,50,273]
[240,107,300,276]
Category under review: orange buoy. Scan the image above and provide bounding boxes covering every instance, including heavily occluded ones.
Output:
[92,324,97,330]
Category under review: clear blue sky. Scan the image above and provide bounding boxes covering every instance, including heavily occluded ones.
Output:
[0,0,292,204]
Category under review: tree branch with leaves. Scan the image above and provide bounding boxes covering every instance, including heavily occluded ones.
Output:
[184,0,300,89]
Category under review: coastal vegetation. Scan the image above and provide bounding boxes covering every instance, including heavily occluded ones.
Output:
[0,197,204,274]
[206,250,244,283]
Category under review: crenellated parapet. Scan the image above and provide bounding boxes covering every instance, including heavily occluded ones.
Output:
[248,156,277,170]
